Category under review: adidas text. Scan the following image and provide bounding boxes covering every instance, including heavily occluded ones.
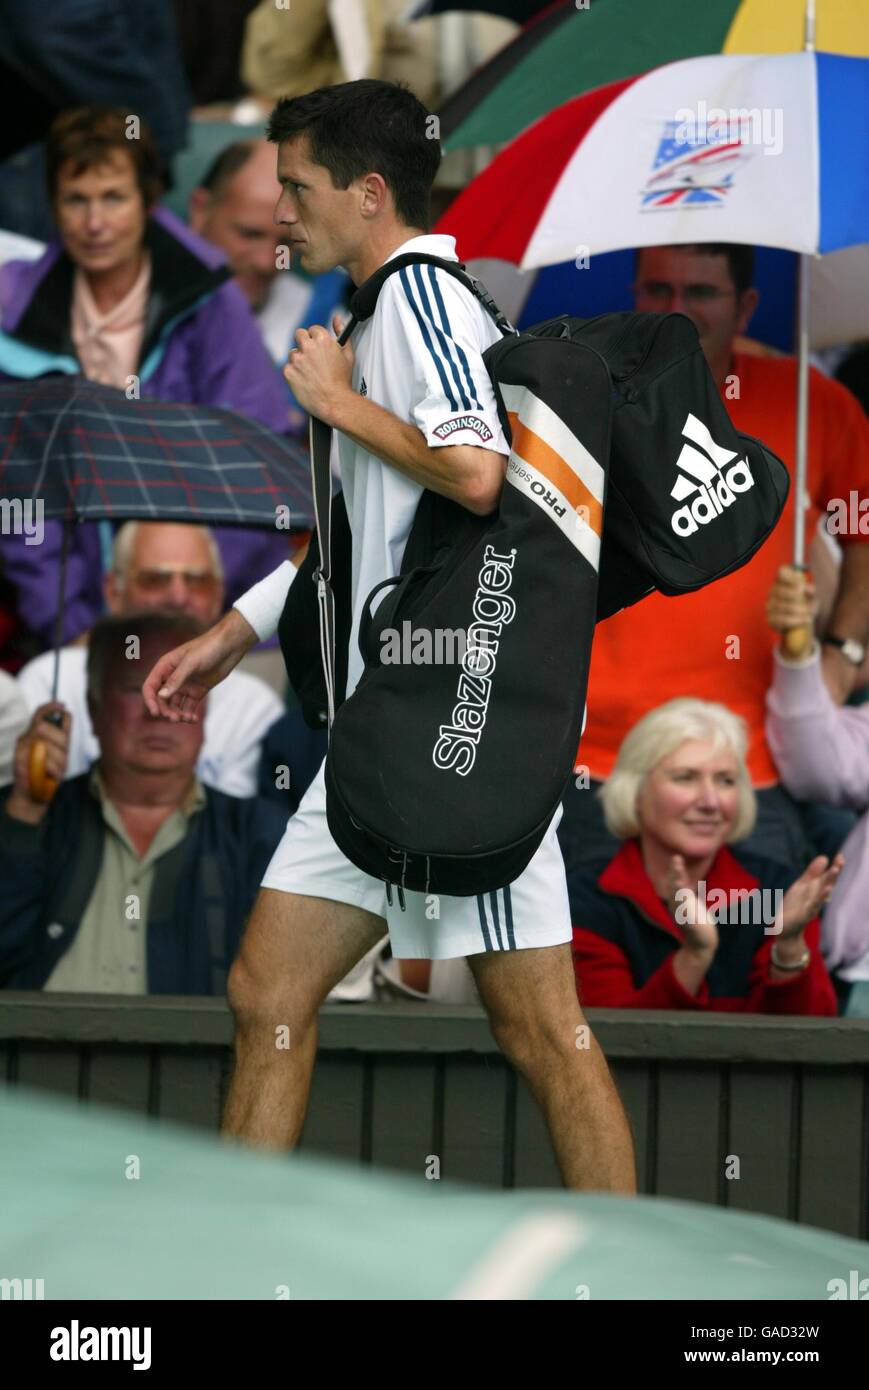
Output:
[670,412,755,537]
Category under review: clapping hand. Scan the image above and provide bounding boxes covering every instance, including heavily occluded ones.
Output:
[775,854,844,938]
[667,854,718,955]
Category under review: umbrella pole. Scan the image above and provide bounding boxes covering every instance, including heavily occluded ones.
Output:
[50,514,72,703]
[781,0,816,657]
[793,253,811,571]
[794,0,816,570]
[27,513,71,803]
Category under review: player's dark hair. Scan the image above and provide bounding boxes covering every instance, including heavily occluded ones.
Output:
[635,243,755,295]
[266,79,441,230]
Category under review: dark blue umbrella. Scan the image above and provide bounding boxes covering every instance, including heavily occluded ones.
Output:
[0,378,313,795]
[0,377,313,529]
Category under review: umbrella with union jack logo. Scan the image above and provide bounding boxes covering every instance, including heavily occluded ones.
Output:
[441,46,869,598]
[441,50,869,266]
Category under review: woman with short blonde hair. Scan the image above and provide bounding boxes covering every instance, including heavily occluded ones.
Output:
[569,697,841,1015]
[600,697,757,843]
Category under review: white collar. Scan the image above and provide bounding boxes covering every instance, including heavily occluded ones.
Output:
[383,233,459,265]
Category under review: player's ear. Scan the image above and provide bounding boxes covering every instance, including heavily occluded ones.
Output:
[359,171,388,219]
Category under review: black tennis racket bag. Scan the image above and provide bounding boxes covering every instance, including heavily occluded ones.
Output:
[545,310,791,620]
[280,255,789,897]
[324,338,610,899]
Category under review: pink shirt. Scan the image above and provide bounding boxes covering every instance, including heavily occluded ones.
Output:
[71,254,151,387]
[765,647,869,975]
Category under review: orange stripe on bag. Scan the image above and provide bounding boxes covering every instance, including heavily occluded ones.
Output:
[507,411,603,536]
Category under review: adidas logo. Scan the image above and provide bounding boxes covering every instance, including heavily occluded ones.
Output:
[359,376,368,397]
[670,413,755,537]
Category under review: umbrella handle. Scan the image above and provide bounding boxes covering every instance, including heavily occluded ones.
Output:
[781,626,813,660]
[780,562,814,661]
[27,709,64,804]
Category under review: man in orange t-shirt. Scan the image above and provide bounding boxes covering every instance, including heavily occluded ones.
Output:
[561,244,869,873]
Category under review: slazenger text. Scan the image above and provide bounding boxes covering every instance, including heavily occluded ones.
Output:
[432,544,517,776]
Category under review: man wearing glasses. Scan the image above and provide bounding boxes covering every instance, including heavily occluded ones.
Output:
[15,520,284,797]
[559,241,869,876]
[632,243,759,390]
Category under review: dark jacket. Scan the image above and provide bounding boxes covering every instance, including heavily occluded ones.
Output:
[0,774,286,994]
[569,838,836,1015]
[0,0,189,165]
[256,705,327,816]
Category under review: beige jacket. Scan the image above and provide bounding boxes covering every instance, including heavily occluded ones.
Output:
[242,0,437,105]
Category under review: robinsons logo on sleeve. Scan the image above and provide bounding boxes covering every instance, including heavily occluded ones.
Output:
[433,415,494,442]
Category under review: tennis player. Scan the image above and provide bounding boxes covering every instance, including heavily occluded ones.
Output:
[143,79,635,1192]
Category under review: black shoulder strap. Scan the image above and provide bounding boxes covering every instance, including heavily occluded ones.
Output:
[309,412,339,728]
[346,253,517,338]
[310,254,515,734]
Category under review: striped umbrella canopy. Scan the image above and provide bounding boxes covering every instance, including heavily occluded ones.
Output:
[442,48,869,577]
[437,0,869,149]
[441,52,869,267]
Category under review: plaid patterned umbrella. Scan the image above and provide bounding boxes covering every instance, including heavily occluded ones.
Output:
[0,377,314,530]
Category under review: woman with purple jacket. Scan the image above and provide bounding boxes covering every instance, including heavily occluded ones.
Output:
[765,564,869,1016]
[0,107,296,645]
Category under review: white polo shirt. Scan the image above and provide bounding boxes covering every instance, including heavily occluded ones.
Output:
[235,233,509,694]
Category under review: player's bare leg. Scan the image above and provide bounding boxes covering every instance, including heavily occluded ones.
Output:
[223,889,385,1149]
[468,943,636,1193]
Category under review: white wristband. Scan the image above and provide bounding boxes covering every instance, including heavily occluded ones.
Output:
[233,559,297,643]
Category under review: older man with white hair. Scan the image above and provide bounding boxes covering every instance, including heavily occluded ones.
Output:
[16,520,283,796]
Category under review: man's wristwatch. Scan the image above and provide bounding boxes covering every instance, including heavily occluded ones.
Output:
[823,634,867,667]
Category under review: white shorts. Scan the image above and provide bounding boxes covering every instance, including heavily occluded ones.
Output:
[261,760,572,960]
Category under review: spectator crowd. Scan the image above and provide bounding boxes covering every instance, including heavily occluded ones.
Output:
[1,0,868,1024]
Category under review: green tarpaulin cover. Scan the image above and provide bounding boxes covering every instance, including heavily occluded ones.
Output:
[1,1087,866,1299]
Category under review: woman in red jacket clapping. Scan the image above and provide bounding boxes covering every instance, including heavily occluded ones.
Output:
[569,698,842,1014]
